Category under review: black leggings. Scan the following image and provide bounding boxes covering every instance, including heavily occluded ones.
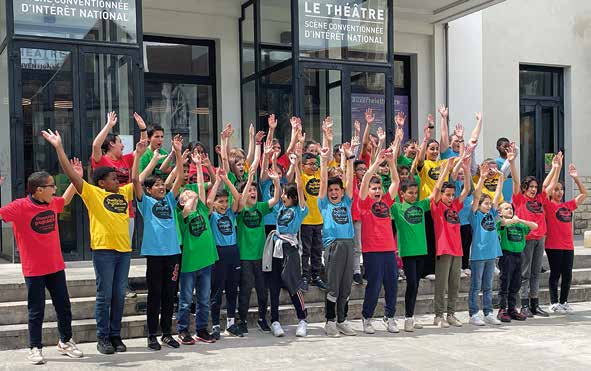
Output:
[422,211,436,276]
[265,256,307,323]
[460,224,472,270]
[402,256,424,318]
[546,249,574,304]
[146,254,180,336]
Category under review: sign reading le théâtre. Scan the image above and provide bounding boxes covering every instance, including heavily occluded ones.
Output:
[300,0,386,45]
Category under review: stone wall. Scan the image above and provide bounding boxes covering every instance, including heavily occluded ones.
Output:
[574,176,591,235]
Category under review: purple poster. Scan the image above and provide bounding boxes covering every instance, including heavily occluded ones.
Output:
[351,93,385,138]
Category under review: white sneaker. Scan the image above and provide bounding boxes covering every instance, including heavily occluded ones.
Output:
[28,347,45,365]
[484,313,502,325]
[57,339,84,358]
[561,302,575,314]
[271,321,285,337]
[434,316,449,328]
[295,320,307,337]
[464,269,471,277]
[362,318,375,334]
[460,270,467,278]
[425,274,436,281]
[549,303,567,314]
[404,318,414,332]
[413,318,423,329]
[494,267,500,275]
[383,317,399,333]
[469,314,486,326]
[325,321,339,337]
[336,321,357,336]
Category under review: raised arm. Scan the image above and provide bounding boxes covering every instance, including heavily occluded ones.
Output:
[42,129,84,193]
[266,114,277,147]
[544,151,562,195]
[284,117,301,156]
[246,123,255,166]
[219,168,241,213]
[291,154,306,209]
[507,144,520,196]
[342,142,355,199]
[92,111,117,163]
[220,123,232,173]
[359,150,385,201]
[470,112,483,144]
[133,112,149,143]
[132,139,148,200]
[251,132,263,176]
[438,106,449,154]
[457,157,472,203]
[569,164,588,205]
[260,142,273,182]
[140,151,165,184]
[62,158,84,206]
[414,124,432,172]
[472,163,487,212]
[322,117,334,162]
[182,192,198,219]
[193,153,207,204]
[431,158,453,202]
[170,135,184,197]
[319,146,330,200]
[206,172,222,211]
[267,168,281,209]
[239,170,256,212]
[492,169,505,209]
[361,108,374,157]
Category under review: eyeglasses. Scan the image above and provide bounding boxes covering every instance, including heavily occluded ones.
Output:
[304,162,318,167]
[40,184,57,189]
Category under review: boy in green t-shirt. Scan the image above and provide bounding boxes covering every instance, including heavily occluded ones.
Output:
[496,201,538,322]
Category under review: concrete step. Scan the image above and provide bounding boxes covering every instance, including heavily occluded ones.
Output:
[1,284,590,350]
[3,268,591,325]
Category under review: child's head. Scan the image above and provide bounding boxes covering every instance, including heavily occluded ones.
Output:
[368,176,383,201]
[550,181,565,202]
[182,163,191,184]
[144,175,166,199]
[27,171,56,203]
[101,134,124,157]
[403,139,418,159]
[378,161,389,176]
[400,178,419,203]
[353,160,367,181]
[482,158,498,178]
[281,182,298,207]
[426,139,440,161]
[496,137,510,157]
[449,134,462,153]
[190,141,207,156]
[147,125,164,149]
[478,194,493,213]
[520,176,538,198]
[328,166,343,179]
[178,189,197,208]
[440,182,456,206]
[93,166,119,193]
[213,188,230,213]
[238,180,259,206]
[230,150,246,177]
[333,144,342,163]
[498,201,514,219]
[327,177,345,204]
[304,141,320,156]
[397,165,410,181]
[302,153,318,175]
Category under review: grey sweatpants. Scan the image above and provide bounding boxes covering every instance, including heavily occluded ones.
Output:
[353,221,362,274]
[434,254,462,316]
[520,238,545,300]
[324,239,355,322]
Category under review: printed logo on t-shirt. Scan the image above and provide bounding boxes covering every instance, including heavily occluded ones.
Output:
[371,201,390,218]
[188,215,206,237]
[481,213,496,231]
[331,206,350,224]
[483,177,498,192]
[555,207,573,223]
[103,194,128,214]
[427,166,441,181]
[217,215,234,235]
[404,205,424,224]
[507,225,523,242]
[243,209,263,228]
[305,178,320,196]
[30,210,57,234]
[444,209,460,224]
[277,208,295,227]
[525,200,543,214]
[381,176,392,190]
[152,200,172,219]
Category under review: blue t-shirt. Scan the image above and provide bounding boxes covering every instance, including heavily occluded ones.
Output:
[454,180,473,226]
[137,192,181,256]
[261,177,286,226]
[318,195,354,247]
[210,209,237,247]
[469,208,502,261]
[275,204,308,235]
[495,157,513,202]
[440,147,459,160]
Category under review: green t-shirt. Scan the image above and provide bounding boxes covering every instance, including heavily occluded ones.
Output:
[237,202,271,260]
[397,155,413,168]
[177,199,218,272]
[139,147,169,178]
[497,221,530,253]
[391,198,430,257]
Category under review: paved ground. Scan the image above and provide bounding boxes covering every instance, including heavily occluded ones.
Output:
[2,302,591,370]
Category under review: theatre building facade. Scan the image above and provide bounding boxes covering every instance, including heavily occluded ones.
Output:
[2,0,587,262]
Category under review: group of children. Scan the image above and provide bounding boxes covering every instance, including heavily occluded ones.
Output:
[0,107,587,365]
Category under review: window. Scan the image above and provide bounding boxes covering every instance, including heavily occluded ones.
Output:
[241,3,255,78]
[394,55,411,141]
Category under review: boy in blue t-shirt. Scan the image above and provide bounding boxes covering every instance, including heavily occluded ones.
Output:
[318,142,356,337]
[134,134,184,350]
[207,168,242,339]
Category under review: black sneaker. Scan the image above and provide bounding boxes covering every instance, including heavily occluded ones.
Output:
[177,329,195,345]
[300,277,309,292]
[195,328,216,343]
[161,335,180,348]
[147,336,161,351]
[353,273,364,285]
[97,337,115,355]
[311,277,327,291]
[257,318,271,333]
[225,324,244,337]
[212,326,221,340]
[110,336,127,352]
[238,321,248,335]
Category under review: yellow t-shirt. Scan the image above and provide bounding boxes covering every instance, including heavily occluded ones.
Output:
[472,174,504,203]
[301,170,323,225]
[80,181,134,252]
[418,159,448,200]
[328,159,339,168]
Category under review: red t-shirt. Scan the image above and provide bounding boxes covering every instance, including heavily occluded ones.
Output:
[513,191,548,240]
[188,164,212,184]
[358,192,396,253]
[92,153,135,217]
[544,199,577,250]
[277,154,290,173]
[351,177,362,221]
[0,196,66,277]
[360,152,371,167]
[430,198,463,256]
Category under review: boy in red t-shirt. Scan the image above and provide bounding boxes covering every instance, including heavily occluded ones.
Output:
[0,165,84,364]
[431,156,471,328]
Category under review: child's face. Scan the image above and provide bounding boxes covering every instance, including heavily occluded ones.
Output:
[246,185,258,206]
[368,181,383,201]
[450,135,462,153]
[404,143,417,159]
[427,142,439,161]
[178,190,197,207]
[354,164,367,180]
[231,159,245,177]
[402,186,418,203]
[441,187,455,206]
[306,144,319,156]
[499,202,514,219]
[333,151,341,162]
[479,197,492,214]
[328,169,343,179]
[327,184,344,204]
[378,163,389,175]
[550,182,564,202]
[523,180,538,198]
[485,162,498,178]
[146,178,166,200]
[398,168,410,180]
[281,191,295,207]
[497,141,510,157]
[457,167,465,181]
[213,196,229,214]
[183,166,190,184]
[303,158,318,175]
[98,172,120,193]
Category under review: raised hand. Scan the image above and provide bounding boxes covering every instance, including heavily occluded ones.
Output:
[351,135,360,151]
[395,111,406,128]
[136,139,148,155]
[217,167,228,180]
[255,130,266,143]
[377,127,386,142]
[41,129,62,148]
[506,143,516,161]
[264,142,274,156]
[249,123,255,138]
[476,112,482,123]
[268,114,277,129]
[365,108,375,124]
[133,112,146,130]
[454,123,464,138]
[297,130,306,145]
[70,157,84,178]
[294,141,303,156]
[319,146,330,161]
[202,153,212,167]
[423,124,433,140]
[479,162,489,176]
[172,134,183,153]
[107,111,118,128]
[342,142,352,158]
[322,116,334,132]
[214,144,222,156]
[267,168,280,181]
[290,116,301,130]
[438,105,448,118]
[289,153,298,165]
[191,152,202,166]
[427,114,435,128]
[552,151,563,168]
[182,149,191,164]
[354,120,361,134]
[568,163,578,178]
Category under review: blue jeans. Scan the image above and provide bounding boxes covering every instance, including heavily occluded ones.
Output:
[92,250,131,338]
[362,252,398,319]
[468,259,496,316]
[177,265,212,333]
